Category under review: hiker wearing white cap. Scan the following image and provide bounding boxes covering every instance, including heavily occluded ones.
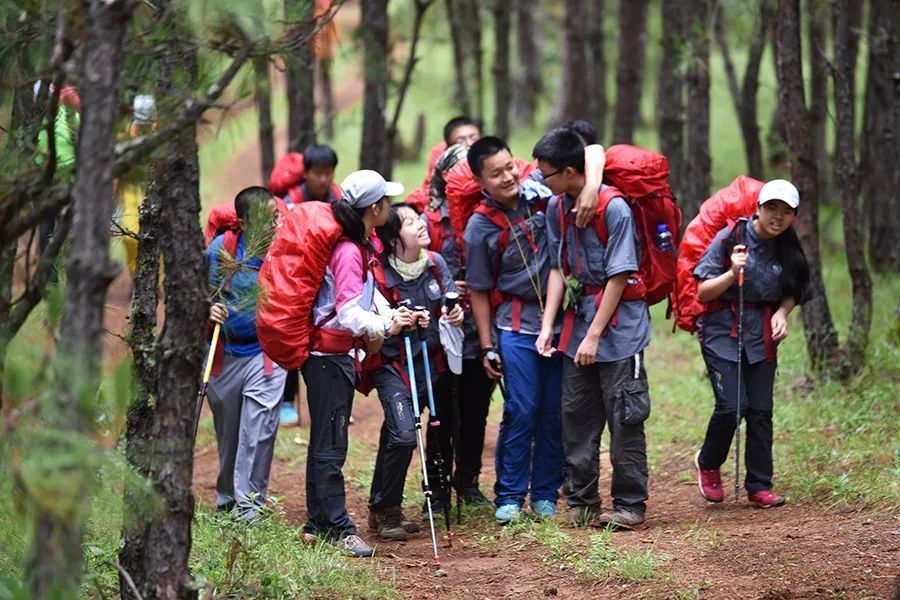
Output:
[301,169,410,557]
[692,179,810,509]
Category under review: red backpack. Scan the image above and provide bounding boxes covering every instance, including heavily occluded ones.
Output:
[286,182,342,206]
[268,152,305,197]
[590,144,682,307]
[404,185,430,214]
[256,201,346,369]
[674,175,763,333]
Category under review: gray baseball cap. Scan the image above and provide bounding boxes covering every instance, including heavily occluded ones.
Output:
[340,170,404,208]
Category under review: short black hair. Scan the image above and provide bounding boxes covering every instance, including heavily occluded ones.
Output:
[467,136,511,177]
[443,115,480,145]
[564,119,597,146]
[375,203,417,258]
[234,186,273,221]
[303,144,338,169]
[532,128,585,174]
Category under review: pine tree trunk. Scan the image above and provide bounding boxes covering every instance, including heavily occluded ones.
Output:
[514,0,541,126]
[28,1,136,596]
[587,0,606,140]
[683,0,712,220]
[612,0,649,143]
[492,0,511,139]
[808,0,829,201]
[286,0,316,152]
[119,3,204,596]
[550,0,589,127]
[446,0,472,115]
[775,0,838,372]
[833,0,871,375]
[468,0,485,121]
[657,0,685,202]
[255,56,275,182]
[862,0,900,273]
[360,0,390,173]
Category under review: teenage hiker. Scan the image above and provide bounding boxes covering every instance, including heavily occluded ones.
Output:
[421,144,496,512]
[368,204,465,540]
[300,170,411,557]
[277,143,342,427]
[692,179,809,508]
[205,186,287,521]
[460,136,564,523]
[422,115,482,189]
[534,128,654,530]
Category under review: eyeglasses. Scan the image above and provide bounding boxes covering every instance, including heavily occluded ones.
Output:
[540,168,562,180]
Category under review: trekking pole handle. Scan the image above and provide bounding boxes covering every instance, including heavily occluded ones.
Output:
[485,349,502,373]
[203,324,221,384]
[443,291,459,312]
[414,304,428,341]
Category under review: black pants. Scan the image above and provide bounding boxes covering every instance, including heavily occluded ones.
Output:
[282,368,300,405]
[369,366,419,511]
[698,347,776,494]
[301,355,356,539]
[561,353,650,514]
[425,359,494,492]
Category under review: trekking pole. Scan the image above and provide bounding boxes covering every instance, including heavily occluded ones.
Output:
[415,305,454,547]
[194,323,221,439]
[443,292,464,526]
[401,320,446,576]
[734,263,745,502]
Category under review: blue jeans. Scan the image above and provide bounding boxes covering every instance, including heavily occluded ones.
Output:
[494,330,564,506]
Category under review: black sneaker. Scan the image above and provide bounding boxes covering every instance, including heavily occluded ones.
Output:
[457,485,489,505]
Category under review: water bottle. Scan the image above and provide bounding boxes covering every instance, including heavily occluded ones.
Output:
[654,223,675,253]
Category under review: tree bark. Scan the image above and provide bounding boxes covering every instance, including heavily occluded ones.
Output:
[657,0,685,202]
[808,0,829,202]
[286,0,316,152]
[683,0,713,220]
[862,0,900,273]
[550,0,590,127]
[775,0,838,372]
[586,0,606,140]
[446,0,472,115]
[714,0,771,180]
[467,0,486,121]
[612,0,649,143]
[514,0,541,126]
[492,0,511,139]
[832,0,870,374]
[28,1,136,596]
[255,55,275,182]
[359,0,389,173]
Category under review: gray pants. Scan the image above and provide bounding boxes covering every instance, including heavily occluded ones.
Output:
[561,352,650,514]
[207,353,286,518]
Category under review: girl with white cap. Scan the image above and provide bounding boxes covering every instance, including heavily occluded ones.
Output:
[692,179,810,509]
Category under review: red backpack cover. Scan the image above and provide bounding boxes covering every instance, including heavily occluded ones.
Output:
[443,157,534,263]
[404,185,430,214]
[268,152,306,198]
[256,201,344,369]
[590,144,682,306]
[674,175,763,333]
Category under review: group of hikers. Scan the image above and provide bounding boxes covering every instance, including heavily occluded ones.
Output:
[202,115,810,558]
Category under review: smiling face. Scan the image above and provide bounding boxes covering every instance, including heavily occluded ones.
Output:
[475,150,520,205]
[536,159,582,197]
[393,205,430,255]
[756,199,796,239]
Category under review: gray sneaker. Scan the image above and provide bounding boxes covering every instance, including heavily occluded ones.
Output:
[595,507,646,531]
[334,534,375,557]
[557,503,601,527]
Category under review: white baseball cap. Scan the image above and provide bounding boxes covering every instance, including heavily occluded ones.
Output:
[340,170,404,208]
[757,179,800,209]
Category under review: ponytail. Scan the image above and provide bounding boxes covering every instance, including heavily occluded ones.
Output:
[331,200,367,244]
[375,205,403,258]
[776,225,811,304]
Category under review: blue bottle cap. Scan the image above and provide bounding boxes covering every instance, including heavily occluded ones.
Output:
[656,223,669,233]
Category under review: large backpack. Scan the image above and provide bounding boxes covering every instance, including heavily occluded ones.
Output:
[592,144,682,306]
[673,175,763,333]
[204,202,240,250]
[404,184,430,214]
[268,152,305,198]
[256,201,345,369]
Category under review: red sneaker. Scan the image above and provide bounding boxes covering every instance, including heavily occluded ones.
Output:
[694,451,724,503]
[748,490,786,508]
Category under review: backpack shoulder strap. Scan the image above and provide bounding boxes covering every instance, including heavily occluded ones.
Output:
[593,186,625,245]
[372,258,398,305]
[473,202,509,230]
[425,250,445,294]
[425,209,444,252]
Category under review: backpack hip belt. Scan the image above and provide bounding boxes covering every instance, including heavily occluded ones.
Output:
[702,299,777,363]
[556,281,645,354]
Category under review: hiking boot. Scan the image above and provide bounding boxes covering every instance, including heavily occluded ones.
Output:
[368,508,421,534]
[695,451,725,503]
[558,503,601,527]
[457,485,489,505]
[377,507,411,541]
[748,490,786,509]
[421,492,449,518]
[531,500,557,519]
[333,534,375,558]
[595,507,646,531]
[495,503,521,524]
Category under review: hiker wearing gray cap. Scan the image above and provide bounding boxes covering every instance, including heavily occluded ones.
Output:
[692,179,810,509]
[301,169,410,557]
